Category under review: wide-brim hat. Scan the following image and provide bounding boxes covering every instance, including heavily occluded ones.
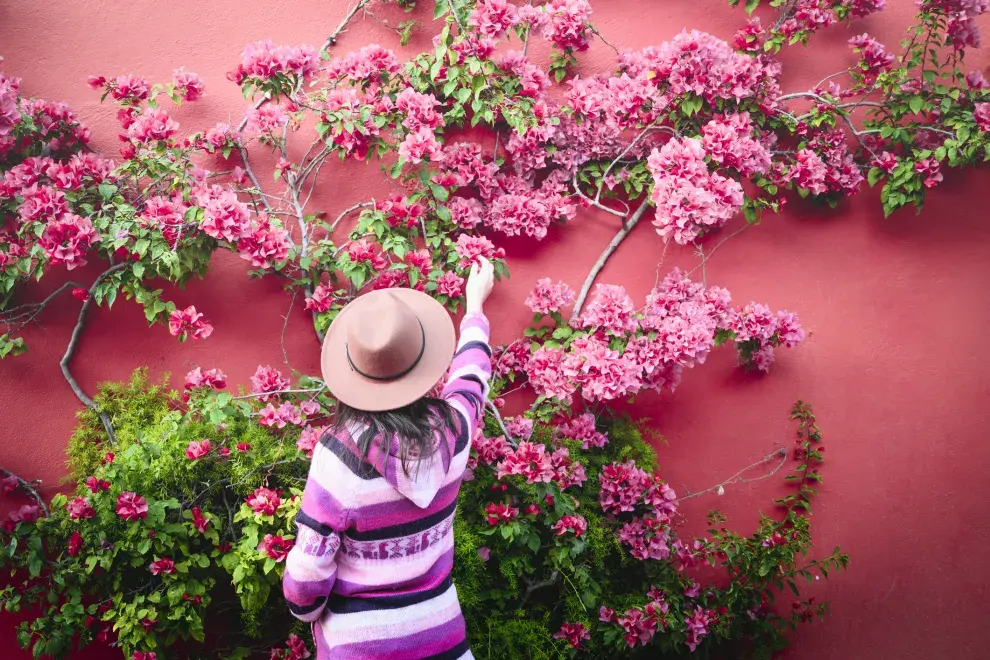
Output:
[320,288,456,411]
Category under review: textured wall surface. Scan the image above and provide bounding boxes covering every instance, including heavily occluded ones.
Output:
[1,0,989,658]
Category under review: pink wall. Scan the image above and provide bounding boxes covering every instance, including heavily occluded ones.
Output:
[2,1,990,658]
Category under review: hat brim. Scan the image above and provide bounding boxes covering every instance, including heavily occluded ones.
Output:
[320,288,456,412]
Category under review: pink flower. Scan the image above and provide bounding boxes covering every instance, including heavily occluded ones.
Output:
[250,365,290,401]
[775,311,805,348]
[599,461,650,514]
[526,346,576,402]
[580,284,637,332]
[915,157,943,188]
[116,492,149,521]
[149,558,176,575]
[398,126,442,164]
[132,652,157,660]
[168,306,214,341]
[237,443,252,453]
[537,0,594,51]
[67,496,95,520]
[553,622,591,650]
[474,433,513,465]
[85,476,110,493]
[304,283,335,313]
[127,108,178,143]
[469,0,520,38]
[447,197,484,229]
[200,190,251,242]
[701,113,771,176]
[477,546,491,562]
[109,75,150,101]
[184,367,227,390]
[848,34,894,80]
[8,504,41,524]
[37,213,99,270]
[732,17,765,52]
[484,502,519,525]
[259,402,303,428]
[1,475,19,494]
[173,68,205,101]
[435,271,464,298]
[67,530,84,557]
[504,416,534,441]
[684,606,715,651]
[454,234,504,269]
[246,487,281,516]
[191,507,209,534]
[553,514,588,537]
[526,279,575,315]
[648,137,744,245]
[327,44,400,83]
[258,534,294,562]
[203,122,239,150]
[975,103,990,132]
[245,103,289,134]
[297,425,326,457]
[556,413,608,449]
[185,439,212,460]
[236,214,291,268]
[233,40,320,84]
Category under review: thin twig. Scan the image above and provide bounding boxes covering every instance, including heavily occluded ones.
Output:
[572,173,627,218]
[520,571,559,607]
[686,224,751,278]
[324,0,373,49]
[0,281,79,326]
[698,244,707,287]
[570,199,652,322]
[0,468,49,517]
[232,387,325,401]
[281,289,297,370]
[330,202,373,233]
[486,400,518,448]
[60,263,129,444]
[237,146,274,214]
[680,448,788,501]
[590,26,619,55]
[596,125,675,204]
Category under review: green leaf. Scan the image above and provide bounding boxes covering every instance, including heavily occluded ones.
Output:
[745,0,760,14]
[908,96,923,114]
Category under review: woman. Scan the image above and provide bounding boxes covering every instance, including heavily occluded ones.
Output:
[282,258,496,659]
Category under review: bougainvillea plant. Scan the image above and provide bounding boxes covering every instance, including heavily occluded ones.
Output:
[0,370,845,659]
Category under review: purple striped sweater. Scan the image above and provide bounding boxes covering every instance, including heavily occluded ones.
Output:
[283,311,492,659]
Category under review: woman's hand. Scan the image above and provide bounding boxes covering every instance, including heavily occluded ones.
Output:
[465,258,494,315]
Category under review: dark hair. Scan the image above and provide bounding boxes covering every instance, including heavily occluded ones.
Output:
[331,396,459,477]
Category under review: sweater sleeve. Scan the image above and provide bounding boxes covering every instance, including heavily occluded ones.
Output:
[442,311,493,438]
[282,445,344,622]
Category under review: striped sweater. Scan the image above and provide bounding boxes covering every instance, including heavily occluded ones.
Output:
[283,311,492,659]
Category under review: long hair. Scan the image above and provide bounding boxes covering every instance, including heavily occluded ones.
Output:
[330,396,458,477]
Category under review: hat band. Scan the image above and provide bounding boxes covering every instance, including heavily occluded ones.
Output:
[345,318,426,382]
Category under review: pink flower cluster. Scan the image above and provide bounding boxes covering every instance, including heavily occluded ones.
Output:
[37,212,99,270]
[454,233,505,269]
[230,40,319,85]
[579,284,637,333]
[555,413,608,449]
[297,424,328,457]
[484,502,519,525]
[473,433,514,465]
[601,598,669,647]
[553,514,588,537]
[527,0,594,52]
[684,606,715,651]
[127,107,178,143]
[116,492,149,522]
[250,365,290,401]
[326,45,400,84]
[975,103,990,132]
[149,557,176,576]
[701,113,773,177]
[526,278,576,316]
[247,487,281,516]
[919,0,988,49]
[185,440,211,460]
[172,68,205,102]
[468,0,520,38]
[270,634,312,660]
[184,367,227,390]
[67,496,95,520]
[619,30,781,104]
[0,72,22,136]
[553,622,591,650]
[168,305,214,341]
[304,283,335,314]
[496,441,587,489]
[647,136,744,245]
[260,402,304,428]
[848,34,895,82]
[259,533,294,561]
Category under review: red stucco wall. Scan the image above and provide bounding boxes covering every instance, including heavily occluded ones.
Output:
[2,1,989,658]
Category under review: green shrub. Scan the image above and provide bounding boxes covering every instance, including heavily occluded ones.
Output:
[1,371,846,659]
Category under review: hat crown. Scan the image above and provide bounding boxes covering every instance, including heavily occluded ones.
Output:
[345,293,425,381]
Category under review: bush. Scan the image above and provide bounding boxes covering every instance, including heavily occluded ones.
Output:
[1,370,846,659]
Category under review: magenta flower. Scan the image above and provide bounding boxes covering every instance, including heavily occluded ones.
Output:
[435,271,464,298]
[525,279,575,316]
[304,283,335,314]
[67,496,95,520]
[484,502,519,526]
[149,558,176,576]
[67,530,84,557]
[9,504,40,524]
[258,534,294,562]
[1,474,18,494]
[132,652,157,660]
[185,439,212,460]
[168,306,214,341]
[184,367,227,390]
[246,487,281,516]
[552,514,588,538]
[127,107,178,143]
[297,425,325,458]
[172,67,204,101]
[116,492,149,522]
[553,622,591,650]
[109,74,149,101]
[250,365,290,401]
[191,507,209,534]
[85,476,111,493]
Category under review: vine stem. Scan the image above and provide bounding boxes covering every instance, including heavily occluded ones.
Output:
[569,198,652,323]
[323,0,373,49]
[0,468,49,517]
[680,447,788,501]
[60,263,128,444]
[486,401,518,448]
